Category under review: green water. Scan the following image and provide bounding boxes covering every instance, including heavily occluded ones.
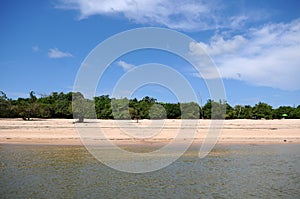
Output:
[1,144,299,198]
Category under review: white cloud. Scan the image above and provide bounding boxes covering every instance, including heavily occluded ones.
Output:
[57,0,248,31]
[229,16,248,29]
[190,19,300,90]
[117,60,135,71]
[194,35,247,56]
[48,48,73,58]
[32,45,40,52]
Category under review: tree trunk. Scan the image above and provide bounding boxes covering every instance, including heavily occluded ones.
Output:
[78,116,84,123]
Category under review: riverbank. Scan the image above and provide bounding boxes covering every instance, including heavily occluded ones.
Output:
[0,118,299,145]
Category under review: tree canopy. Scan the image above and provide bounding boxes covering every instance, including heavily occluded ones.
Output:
[1,91,300,120]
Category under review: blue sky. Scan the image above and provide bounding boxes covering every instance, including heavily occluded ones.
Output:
[1,0,300,107]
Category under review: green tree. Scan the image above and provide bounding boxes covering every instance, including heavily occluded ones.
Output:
[203,99,226,119]
[212,100,226,119]
[2,91,300,121]
[149,103,166,119]
[290,105,300,119]
[14,91,40,120]
[203,99,212,119]
[138,96,157,119]
[111,98,131,119]
[273,106,294,119]
[162,103,181,119]
[0,91,12,117]
[129,98,139,120]
[56,92,73,118]
[253,102,273,119]
[226,103,236,119]
[243,105,253,119]
[16,98,32,120]
[29,91,37,102]
[94,95,112,119]
[72,92,95,122]
[181,102,200,119]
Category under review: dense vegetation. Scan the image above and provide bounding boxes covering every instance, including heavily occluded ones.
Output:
[1,91,300,120]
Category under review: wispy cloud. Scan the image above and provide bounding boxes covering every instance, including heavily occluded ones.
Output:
[190,19,300,90]
[117,60,135,71]
[57,0,253,31]
[48,48,73,58]
[32,45,40,52]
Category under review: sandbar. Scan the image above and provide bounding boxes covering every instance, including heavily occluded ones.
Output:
[0,118,299,145]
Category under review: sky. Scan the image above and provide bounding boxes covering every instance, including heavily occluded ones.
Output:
[1,0,300,107]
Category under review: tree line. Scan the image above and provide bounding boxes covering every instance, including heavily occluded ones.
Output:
[1,91,300,120]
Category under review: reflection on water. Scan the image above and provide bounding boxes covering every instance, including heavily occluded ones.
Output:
[1,144,299,198]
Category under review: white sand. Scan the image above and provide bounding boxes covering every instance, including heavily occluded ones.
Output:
[0,118,299,145]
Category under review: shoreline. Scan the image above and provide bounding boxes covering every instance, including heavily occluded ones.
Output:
[1,138,298,146]
[1,118,299,146]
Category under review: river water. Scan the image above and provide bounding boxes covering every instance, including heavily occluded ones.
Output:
[1,143,299,198]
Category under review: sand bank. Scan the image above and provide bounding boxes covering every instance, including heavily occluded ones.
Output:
[0,118,299,145]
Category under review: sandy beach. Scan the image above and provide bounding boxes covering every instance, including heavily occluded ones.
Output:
[0,118,299,145]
